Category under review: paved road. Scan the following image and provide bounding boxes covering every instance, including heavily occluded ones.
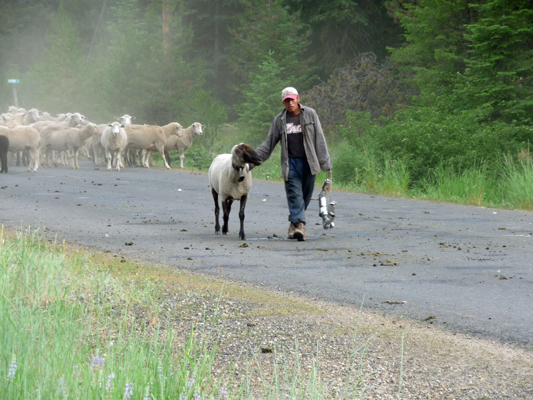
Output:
[1,161,532,346]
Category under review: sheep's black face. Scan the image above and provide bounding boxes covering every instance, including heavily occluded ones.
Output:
[239,144,260,166]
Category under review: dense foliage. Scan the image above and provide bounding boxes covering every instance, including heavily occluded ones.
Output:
[1,0,532,191]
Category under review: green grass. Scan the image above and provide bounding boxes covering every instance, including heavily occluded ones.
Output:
[151,123,533,212]
[1,227,381,399]
[0,228,222,399]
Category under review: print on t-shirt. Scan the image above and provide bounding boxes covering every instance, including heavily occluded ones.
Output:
[285,112,305,158]
[286,122,302,135]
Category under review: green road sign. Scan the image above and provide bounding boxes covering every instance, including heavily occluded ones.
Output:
[8,79,20,84]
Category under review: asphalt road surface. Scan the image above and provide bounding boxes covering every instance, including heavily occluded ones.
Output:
[1,161,532,346]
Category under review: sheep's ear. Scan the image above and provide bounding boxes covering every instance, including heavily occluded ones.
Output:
[234,146,244,158]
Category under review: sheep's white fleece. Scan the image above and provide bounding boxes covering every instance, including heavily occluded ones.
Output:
[208,145,252,202]
[101,122,128,171]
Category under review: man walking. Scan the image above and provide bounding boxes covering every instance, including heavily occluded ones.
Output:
[255,87,332,241]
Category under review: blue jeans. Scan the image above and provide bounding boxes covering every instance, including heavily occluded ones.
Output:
[285,157,316,225]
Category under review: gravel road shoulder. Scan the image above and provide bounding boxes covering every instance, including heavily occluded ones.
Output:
[59,235,533,399]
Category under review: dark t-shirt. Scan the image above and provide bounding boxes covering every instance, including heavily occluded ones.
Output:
[286,112,305,158]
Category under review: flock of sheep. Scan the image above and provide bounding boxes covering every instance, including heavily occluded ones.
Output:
[0,106,205,173]
[0,106,262,239]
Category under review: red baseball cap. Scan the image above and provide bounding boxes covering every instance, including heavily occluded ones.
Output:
[281,87,299,102]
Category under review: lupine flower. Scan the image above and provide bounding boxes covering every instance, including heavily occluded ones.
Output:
[7,355,17,381]
[218,387,228,399]
[143,383,151,400]
[193,392,202,400]
[92,357,104,367]
[124,382,134,400]
[106,373,115,391]
[57,376,66,396]
[187,378,195,389]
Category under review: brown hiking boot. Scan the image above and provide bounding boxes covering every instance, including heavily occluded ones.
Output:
[293,222,306,241]
[288,223,297,239]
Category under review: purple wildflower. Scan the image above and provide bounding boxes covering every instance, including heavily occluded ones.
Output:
[106,373,115,391]
[7,355,17,381]
[143,382,151,400]
[124,382,134,400]
[218,387,228,399]
[92,356,104,367]
[57,376,66,396]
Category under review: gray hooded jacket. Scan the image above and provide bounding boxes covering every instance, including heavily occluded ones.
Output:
[256,104,332,181]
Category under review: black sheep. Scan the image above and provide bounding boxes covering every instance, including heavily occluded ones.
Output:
[0,135,9,173]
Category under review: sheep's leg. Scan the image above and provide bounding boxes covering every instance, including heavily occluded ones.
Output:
[212,188,221,234]
[92,143,98,165]
[44,148,52,167]
[115,151,122,172]
[30,149,39,172]
[164,150,172,168]
[106,149,113,171]
[119,150,126,169]
[180,151,185,169]
[238,195,247,240]
[142,150,150,168]
[157,145,171,170]
[222,197,233,235]
[72,149,80,169]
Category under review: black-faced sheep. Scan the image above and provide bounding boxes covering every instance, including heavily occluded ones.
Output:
[0,135,9,173]
[208,143,260,240]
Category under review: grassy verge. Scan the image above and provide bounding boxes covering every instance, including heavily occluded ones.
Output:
[2,227,533,399]
[0,227,371,399]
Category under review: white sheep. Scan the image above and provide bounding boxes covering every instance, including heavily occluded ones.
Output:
[144,122,183,167]
[164,122,204,169]
[117,114,135,125]
[123,123,179,169]
[39,123,101,169]
[208,143,261,240]
[32,115,87,167]
[7,106,18,115]
[21,108,41,125]
[1,114,16,127]
[0,125,41,171]
[101,122,128,171]
[38,112,60,122]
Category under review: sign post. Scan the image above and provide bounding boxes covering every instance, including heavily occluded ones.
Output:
[8,79,20,108]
